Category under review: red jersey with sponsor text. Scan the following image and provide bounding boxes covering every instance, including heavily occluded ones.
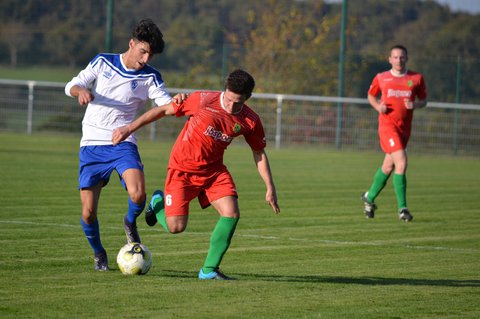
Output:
[368,70,427,136]
[168,91,266,173]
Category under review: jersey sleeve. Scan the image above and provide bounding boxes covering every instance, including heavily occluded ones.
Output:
[367,74,381,97]
[244,118,267,151]
[173,91,201,117]
[64,55,100,97]
[415,75,427,100]
[150,80,172,107]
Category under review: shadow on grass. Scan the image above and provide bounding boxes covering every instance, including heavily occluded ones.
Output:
[159,269,480,287]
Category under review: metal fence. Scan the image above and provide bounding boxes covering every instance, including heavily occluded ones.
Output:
[1,79,479,156]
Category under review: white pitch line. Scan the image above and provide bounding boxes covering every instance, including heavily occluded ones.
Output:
[0,220,79,228]
[1,220,478,253]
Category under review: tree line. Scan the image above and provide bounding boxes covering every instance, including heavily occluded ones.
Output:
[0,0,479,103]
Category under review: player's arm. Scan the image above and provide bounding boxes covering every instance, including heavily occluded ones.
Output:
[112,102,176,145]
[368,94,387,114]
[252,148,280,214]
[404,98,427,110]
[112,93,187,145]
[405,75,428,110]
[65,59,98,106]
[68,85,94,106]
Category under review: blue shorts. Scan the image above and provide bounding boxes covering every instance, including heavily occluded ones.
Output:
[78,142,144,190]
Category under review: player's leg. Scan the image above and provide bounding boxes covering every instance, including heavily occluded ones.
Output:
[362,126,405,218]
[145,190,165,227]
[362,154,393,218]
[122,168,146,243]
[198,195,239,280]
[145,188,190,232]
[115,143,146,243]
[78,146,113,271]
[80,183,108,271]
[367,154,394,202]
[146,168,194,233]
[198,169,239,280]
[390,149,413,221]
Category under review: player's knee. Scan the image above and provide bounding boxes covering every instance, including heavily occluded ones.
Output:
[129,191,146,205]
[168,225,186,234]
[82,211,96,224]
[167,221,187,234]
[395,165,407,174]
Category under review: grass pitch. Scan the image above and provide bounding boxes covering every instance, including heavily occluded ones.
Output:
[0,133,479,318]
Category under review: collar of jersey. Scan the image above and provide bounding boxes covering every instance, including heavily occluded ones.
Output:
[390,69,408,77]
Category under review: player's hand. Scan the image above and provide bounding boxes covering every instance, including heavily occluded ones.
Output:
[377,102,388,114]
[77,88,94,106]
[112,126,131,145]
[172,93,188,105]
[404,98,414,109]
[266,190,280,214]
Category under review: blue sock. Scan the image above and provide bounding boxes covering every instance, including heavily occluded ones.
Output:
[126,197,146,224]
[80,218,104,255]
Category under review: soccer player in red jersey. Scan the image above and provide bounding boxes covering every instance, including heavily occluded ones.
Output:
[112,69,280,279]
[361,45,427,222]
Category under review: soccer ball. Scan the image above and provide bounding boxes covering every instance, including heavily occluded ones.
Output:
[116,242,152,275]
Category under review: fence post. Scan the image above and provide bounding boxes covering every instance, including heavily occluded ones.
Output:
[149,101,156,141]
[27,81,35,135]
[275,95,283,149]
[453,55,461,155]
[336,0,348,150]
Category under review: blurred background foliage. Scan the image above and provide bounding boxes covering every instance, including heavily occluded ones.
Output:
[0,0,479,103]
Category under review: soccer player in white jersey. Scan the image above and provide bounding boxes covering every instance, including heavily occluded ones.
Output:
[65,19,179,271]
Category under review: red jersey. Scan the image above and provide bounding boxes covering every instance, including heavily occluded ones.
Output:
[368,70,427,135]
[168,91,266,173]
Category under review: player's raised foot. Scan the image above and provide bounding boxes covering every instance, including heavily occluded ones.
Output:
[361,192,377,218]
[399,208,413,222]
[145,190,165,227]
[123,215,141,243]
[94,251,109,271]
[198,268,235,280]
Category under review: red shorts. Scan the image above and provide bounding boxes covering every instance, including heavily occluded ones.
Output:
[164,167,237,217]
[378,126,410,154]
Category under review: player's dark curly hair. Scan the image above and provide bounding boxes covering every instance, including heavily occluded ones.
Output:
[132,18,165,54]
[225,69,255,99]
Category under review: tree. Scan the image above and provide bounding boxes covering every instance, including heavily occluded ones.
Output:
[40,0,104,68]
[0,22,33,67]
[237,0,340,95]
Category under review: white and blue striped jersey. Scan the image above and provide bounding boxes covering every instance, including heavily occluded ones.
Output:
[65,53,172,146]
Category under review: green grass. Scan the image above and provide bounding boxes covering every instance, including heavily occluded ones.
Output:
[0,132,479,318]
[0,66,81,83]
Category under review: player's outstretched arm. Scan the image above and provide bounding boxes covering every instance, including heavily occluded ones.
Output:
[112,93,186,145]
[112,102,175,145]
[252,149,280,214]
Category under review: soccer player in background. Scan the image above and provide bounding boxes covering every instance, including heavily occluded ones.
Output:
[361,44,427,222]
[112,69,281,280]
[65,19,182,271]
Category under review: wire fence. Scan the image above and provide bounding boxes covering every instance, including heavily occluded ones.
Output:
[1,79,479,156]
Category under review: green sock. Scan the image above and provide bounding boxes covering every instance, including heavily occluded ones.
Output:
[393,173,407,209]
[155,208,170,233]
[202,216,239,274]
[367,167,390,202]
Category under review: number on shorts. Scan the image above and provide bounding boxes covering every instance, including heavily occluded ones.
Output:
[165,194,172,206]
